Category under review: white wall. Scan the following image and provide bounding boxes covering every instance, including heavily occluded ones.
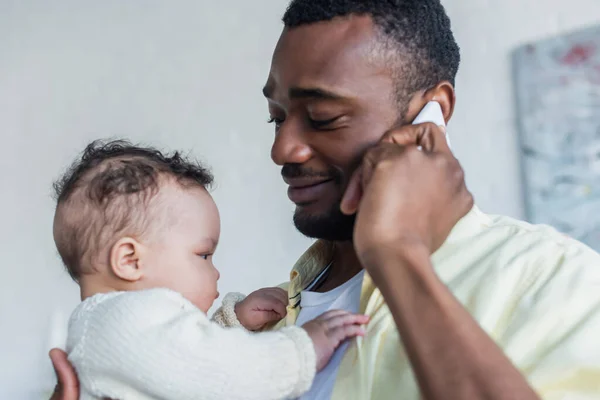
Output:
[445,0,600,219]
[1,1,599,398]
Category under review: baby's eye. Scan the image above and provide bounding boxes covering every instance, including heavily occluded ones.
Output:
[197,254,211,260]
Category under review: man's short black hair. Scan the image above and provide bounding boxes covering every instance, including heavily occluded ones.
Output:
[283,0,460,102]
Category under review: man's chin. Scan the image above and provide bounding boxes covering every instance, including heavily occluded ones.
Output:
[293,205,355,242]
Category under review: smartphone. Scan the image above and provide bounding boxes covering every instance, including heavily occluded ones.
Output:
[412,101,451,149]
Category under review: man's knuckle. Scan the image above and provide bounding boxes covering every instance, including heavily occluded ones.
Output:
[421,121,438,131]
[367,143,393,161]
[374,158,395,173]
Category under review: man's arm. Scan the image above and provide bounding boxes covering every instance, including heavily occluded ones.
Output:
[342,122,540,400]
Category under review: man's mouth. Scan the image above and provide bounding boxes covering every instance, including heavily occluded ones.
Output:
[285,177,334,205]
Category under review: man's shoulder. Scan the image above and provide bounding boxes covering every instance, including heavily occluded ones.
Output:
[485,212,599,259]
[488,212,575,241]
[442,208,600,303]
[476,212,600,294]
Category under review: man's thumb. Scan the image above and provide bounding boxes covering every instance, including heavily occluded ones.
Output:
[49,348,78,400]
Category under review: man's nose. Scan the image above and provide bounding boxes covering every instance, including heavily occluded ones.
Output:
[271,122,312,166]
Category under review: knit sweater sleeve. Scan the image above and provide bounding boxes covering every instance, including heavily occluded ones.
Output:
[68,289,316,400]
[211,292,246,328]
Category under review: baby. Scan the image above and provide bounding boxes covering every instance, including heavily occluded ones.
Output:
[53,140,368,400]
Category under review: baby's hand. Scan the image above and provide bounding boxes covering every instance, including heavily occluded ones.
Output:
[302,310,369,371]
[235,287,288,331]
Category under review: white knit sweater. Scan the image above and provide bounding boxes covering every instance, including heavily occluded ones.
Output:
[66,288,316,400]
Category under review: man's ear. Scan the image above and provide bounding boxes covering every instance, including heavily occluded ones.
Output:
[109,237,144,282]
[404,81,456,125]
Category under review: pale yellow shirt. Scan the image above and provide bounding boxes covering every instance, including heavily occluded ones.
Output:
[274,206,600,399]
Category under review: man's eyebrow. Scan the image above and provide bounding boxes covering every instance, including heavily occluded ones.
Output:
[289,87,345,100]
[262,85,346,101]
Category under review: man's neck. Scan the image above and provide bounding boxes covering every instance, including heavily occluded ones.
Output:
[313,241,363,293]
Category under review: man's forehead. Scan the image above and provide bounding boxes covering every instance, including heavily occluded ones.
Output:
[265,15,386,98]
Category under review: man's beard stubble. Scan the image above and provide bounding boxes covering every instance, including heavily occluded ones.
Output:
[282,163,356,242]
[293,201,356,242]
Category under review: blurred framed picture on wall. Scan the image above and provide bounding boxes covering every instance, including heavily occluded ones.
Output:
[514,23,600,250]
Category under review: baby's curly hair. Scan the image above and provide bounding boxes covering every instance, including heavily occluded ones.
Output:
[53,139,213,282]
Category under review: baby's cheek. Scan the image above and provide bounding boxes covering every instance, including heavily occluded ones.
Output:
[195,293,215,314]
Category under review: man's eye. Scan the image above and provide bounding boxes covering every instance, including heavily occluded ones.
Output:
[309,116,342,130]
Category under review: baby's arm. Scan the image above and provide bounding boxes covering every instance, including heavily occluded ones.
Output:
[69,288,315,400]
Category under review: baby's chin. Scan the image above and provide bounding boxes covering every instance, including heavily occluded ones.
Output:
[189,292,218,314]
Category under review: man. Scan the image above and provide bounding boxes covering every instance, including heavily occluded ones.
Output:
[51,0,600,399]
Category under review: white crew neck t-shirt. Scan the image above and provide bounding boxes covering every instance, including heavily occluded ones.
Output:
[295,270,365,400]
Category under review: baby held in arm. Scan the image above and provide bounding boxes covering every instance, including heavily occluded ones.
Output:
[52,140,368,400]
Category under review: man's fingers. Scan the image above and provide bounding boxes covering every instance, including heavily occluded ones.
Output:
[340,146,382,215]
[422,123,449,153]
[340,167,362,215]
[381,125,421,146]
[49,348,78,400]
[341,122,449,216]
[382,122,449,154]
[340,145,392,215]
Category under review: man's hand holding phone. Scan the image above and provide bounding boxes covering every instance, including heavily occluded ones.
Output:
[340,103,473,273]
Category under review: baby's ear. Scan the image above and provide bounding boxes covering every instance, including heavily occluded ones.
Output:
[110,237,143,282]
